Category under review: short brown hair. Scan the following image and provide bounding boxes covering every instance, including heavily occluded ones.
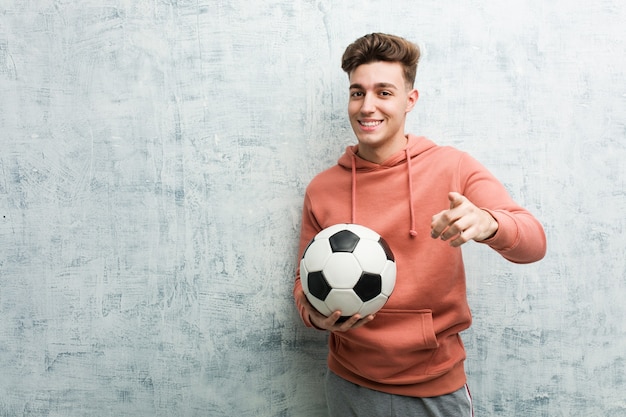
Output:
[341,33,421,88]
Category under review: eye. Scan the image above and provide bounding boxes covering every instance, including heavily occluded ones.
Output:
[379,90,392,96]
[350,91,364,98]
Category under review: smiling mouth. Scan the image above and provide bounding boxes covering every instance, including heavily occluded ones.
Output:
[359,120,382,128]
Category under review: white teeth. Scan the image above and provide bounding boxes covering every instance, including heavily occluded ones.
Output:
[361,121,381,127]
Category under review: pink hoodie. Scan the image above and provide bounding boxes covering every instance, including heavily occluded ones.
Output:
[294,134,546,397]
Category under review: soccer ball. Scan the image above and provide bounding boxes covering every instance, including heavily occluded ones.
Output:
[300,223,396,322]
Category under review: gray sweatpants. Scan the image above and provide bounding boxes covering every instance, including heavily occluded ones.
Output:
[325,370,473,417]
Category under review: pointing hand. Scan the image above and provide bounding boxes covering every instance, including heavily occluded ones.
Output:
[430,192,498,247]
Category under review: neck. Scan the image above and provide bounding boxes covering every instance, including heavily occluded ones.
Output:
[356,134,408,164]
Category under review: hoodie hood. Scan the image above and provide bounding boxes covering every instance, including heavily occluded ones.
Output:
[337,134,438,237]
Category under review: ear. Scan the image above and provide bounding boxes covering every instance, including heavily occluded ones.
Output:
[405,88,419,113]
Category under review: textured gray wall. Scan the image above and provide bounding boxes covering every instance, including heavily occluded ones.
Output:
[1,1,625,416]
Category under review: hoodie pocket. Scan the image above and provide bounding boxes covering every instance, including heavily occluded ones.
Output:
[331,309,440,383]
[372,308,439,349]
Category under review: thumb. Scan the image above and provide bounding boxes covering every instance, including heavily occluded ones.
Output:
[448,191,465,209]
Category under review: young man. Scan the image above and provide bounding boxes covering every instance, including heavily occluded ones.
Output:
[294,33,546,416]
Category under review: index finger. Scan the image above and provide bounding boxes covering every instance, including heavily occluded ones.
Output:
[448,191,465,209]
[431,193,465,238]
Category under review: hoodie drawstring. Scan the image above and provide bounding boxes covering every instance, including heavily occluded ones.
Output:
[351,153,357,224]
[406,149,418,237]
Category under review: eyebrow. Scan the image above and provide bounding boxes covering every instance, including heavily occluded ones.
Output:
[349,82,399,90]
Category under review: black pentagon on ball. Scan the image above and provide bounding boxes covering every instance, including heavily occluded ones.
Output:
[307,271,332,301]
[328,229,360,253]
[353,273,382,302]
[378,237,395,262]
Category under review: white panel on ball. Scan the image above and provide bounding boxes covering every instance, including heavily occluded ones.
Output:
[360,294,389,316]
[302,239,332,272]
[380,262,397,297]
[352,239,388,273]
[323,253,362,289]
[324,289,363,316]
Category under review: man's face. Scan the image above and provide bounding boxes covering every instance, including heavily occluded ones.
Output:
[348,61,418,163]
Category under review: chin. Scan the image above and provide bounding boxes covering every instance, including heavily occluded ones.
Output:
[356,133,386,145]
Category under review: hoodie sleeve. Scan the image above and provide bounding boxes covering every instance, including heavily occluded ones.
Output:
[458,153,547,264]
[293,192,323,328]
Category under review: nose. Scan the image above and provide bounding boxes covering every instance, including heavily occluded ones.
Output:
[360,93,376,114]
